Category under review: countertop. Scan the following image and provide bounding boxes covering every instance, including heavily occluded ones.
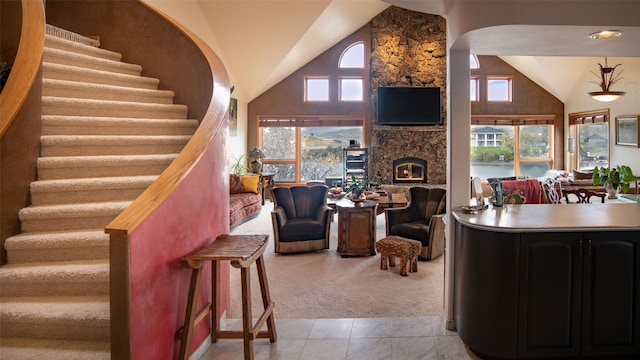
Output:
[452,203,640,232]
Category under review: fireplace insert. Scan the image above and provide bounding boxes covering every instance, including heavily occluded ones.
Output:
[393,157,427,183]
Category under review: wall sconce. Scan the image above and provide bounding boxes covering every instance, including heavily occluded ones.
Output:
[588,57,626,102]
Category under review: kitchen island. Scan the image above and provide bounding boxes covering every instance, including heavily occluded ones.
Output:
[452,203,640,359]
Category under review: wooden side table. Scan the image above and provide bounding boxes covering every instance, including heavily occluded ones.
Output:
[260,172,276,204]
[179,234,277,360]
[335,199,378,257]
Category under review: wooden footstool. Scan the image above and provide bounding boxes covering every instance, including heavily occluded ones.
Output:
[179,234,277,360]
[375,236,421,276]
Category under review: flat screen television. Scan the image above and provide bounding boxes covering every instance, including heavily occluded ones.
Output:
[377,86,442,125]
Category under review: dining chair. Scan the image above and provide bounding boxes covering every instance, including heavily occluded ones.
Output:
[541,178,564,204]
[563,188,606,204]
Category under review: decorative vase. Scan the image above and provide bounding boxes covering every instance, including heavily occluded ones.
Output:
[605,183,619,199]
[350,191,366,203]
[249,160,262,173]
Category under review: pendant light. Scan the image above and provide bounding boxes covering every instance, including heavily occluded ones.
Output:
[588,57,626,102]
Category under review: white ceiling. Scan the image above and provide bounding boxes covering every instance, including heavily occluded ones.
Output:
[193,0,640,103]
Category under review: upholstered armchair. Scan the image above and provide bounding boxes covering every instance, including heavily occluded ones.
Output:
[270,185,332,254]
[385,187,446,261]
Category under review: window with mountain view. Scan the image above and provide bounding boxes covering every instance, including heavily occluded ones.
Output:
[258,118,363,182]
[259,41,366,183]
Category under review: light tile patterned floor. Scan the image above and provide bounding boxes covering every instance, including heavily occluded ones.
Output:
[200,316,483,360]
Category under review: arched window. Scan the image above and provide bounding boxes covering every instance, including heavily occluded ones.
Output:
[339,42,364,68]
[337,42,365,102]
[470,54,480,69]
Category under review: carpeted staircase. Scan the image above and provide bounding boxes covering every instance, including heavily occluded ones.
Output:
[0,25,197,359]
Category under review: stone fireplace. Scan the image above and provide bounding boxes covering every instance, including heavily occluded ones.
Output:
[368,8,447,186]
[393,157,427,183]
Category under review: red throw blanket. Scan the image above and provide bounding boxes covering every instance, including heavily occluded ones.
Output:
[501,179,542,204]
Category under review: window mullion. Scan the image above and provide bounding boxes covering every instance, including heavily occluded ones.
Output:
[295,128,302,183]
[514,126,521,176]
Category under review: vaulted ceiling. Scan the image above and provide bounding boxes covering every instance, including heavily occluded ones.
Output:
[192,0,640,103]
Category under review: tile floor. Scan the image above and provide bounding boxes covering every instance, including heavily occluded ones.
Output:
[200,316,483,359]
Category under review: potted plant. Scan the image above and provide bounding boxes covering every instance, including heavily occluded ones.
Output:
[230,154,246,174]
[592,165,638,199]
[246,147,266,173]
[346,174,368,202]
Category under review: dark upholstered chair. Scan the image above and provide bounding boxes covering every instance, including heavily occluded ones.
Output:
[385,187,446,261]
[270,185,332,254]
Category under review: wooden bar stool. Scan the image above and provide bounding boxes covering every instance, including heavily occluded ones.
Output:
[179,234,277,360]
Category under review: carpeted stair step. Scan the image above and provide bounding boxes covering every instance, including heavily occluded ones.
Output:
[0,260,109,297]
[18,201,131,233]
[42,115,199,136]
[0,296,110,342]
[0,338,110,360]
[36,154,177,180]
[42,96,188,119]
[43,79,175,104]
[30,175,157,205]
[46,24,101,48]
[43,62,160,89]
[45,32,119,62]
[40,134,191,157]
[4,230,109,264]
[43,47,142,76]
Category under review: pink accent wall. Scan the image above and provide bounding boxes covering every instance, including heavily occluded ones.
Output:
[128,140,230,359]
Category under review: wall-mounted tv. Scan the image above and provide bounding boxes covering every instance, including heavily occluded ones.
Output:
[377,86,442,125]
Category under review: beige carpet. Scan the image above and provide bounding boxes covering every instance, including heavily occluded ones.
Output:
[228,201,445,319]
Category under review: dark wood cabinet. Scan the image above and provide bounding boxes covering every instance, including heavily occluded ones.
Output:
[454,219,640,359]
[518,233,582,358]
[518,231,640,358]
[581,232,640,357]
[336,200,377,257]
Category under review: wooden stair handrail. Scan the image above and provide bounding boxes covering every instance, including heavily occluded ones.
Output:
[104,1,230,235]
[0,0,45,136]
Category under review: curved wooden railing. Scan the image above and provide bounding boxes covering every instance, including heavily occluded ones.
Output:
[0,0,44,136]
[0,0,45,265]
[104,3,230,235]
[44,0,229,234]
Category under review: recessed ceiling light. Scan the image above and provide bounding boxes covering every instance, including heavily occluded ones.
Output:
[588,30,623,40]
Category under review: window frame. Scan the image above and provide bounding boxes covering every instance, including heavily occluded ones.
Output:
[338,41,365,69]
[470,75,480,103]
[568,109,610,171]
[338,76,364,102]
[471,115,556,178]
[257,115,365,184]
[486,75,514,103]
[304,75,330,103]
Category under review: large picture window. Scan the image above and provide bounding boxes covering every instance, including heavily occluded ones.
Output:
[470,115,555,179]
[569,109,610,170]
[258,116,363,183]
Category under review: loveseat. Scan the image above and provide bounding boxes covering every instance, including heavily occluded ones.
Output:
[229,173,263,229]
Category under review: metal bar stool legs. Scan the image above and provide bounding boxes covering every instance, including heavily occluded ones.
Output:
[179,234,276,360]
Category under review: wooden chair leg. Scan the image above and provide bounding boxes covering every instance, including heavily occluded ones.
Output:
[240,267,254,360]
[211,260,220,343]
[256,255,277,342]
[179,267,202,360]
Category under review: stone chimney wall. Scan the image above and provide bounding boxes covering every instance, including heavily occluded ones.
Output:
[370,7,447,185]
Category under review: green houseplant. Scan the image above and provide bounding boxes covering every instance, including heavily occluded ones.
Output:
[346,174,368,202]
[592,165,638,199]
